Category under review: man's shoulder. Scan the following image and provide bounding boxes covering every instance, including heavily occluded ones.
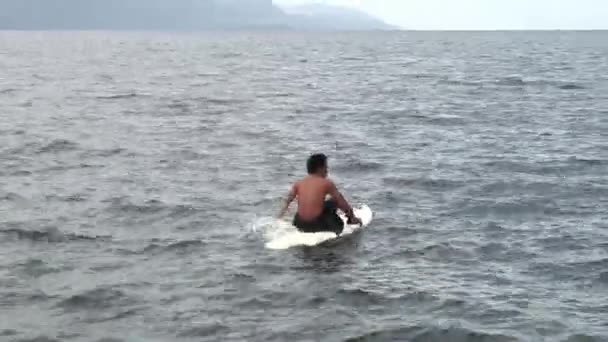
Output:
[294,177,310,187]
[322,178,337,190]
[296,176,332,186]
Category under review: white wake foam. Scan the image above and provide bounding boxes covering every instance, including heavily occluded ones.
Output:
[251,215,367,250]
[251,216,338,250]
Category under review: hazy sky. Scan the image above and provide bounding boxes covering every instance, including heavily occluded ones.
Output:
[275,0,608,30]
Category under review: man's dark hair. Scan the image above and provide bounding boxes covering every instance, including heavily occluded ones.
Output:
[307,153,327,174]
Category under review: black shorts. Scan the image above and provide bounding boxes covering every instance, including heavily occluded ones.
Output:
[293,200,344,235]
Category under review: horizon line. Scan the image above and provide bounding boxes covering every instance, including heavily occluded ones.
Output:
[1,28,608,32]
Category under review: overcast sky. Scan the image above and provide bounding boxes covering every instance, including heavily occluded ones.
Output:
[275,0,608,30]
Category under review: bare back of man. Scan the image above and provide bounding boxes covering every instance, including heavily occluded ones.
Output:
[293,175,330,220]
[293,176,351,220]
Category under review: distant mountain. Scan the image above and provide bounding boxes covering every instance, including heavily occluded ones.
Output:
[0,0,287,30]
[281,3,396,31]
[0,0,395,31]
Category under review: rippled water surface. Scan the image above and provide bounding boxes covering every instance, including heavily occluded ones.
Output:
[1,31,607,342]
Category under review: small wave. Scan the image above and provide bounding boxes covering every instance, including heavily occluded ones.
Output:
[17,258,61,277]
[403,72,436,79]
[78,163,105,169]
[406,113,429,120]
[428,114,466,126]
[169,205,203,218]
[45,193,88,203]
[568,258,608,272]
[559,84,586,90]
[2,290,54,305]
[88,262,129,272]
[257,92,294,98]
[5,169,31,177]
[333,159,384,173]
[477,241,537,263]
[494,76,527,86]
[196,96,244,105]
[490,77,586,91]
[484,221,504,232]
[536,233,590,252]
[335,288,389,306]
[563,334,606,342]
[96,93,139,100]
[64,194,87,202]
[345,325,518,342]
[150,240,205,251]
[526,262,584,282]
[411,326,518,342]
[104,197,201,219]
[1,141,37,156]
[0,227,108,243]
[228,272,256,283]
[0,192,25,202]
[344,326,418,341]
[0,88,17,94]
[197,72,222,77]
[95,338,125,342]
[341,56,365,61]
[32,73,48,81]
[135,240,206,254]
[382,176,465,191]
[96,73,114,81]
[213,52,242,58]
[440,78,481,87]
[91,308,142,323]
[477,242,508,256]
[58,287,134,310]
[235,296,273,308]
[568,156,607,166]
[457,199,557,217]
[90,147,126,157]
[481,159,568,176]
[177,149,209,161]
[402,242,474,261]
[178,324,230,337]
[167,101,190,110]
[0,329,18,336]
[36,139,79,154]
[15,337,60,342]
[341,288,439,307]
[104,197,165,215]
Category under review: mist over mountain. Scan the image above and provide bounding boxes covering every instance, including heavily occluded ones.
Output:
[281,3,396,31]
[0,0,394,30]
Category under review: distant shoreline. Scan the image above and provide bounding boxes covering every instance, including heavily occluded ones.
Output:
[1,29,607,33]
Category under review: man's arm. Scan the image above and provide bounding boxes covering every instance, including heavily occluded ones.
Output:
[277,183,297,218]
[327,180,356,220]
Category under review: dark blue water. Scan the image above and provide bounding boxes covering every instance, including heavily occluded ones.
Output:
[0,31,607,342]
